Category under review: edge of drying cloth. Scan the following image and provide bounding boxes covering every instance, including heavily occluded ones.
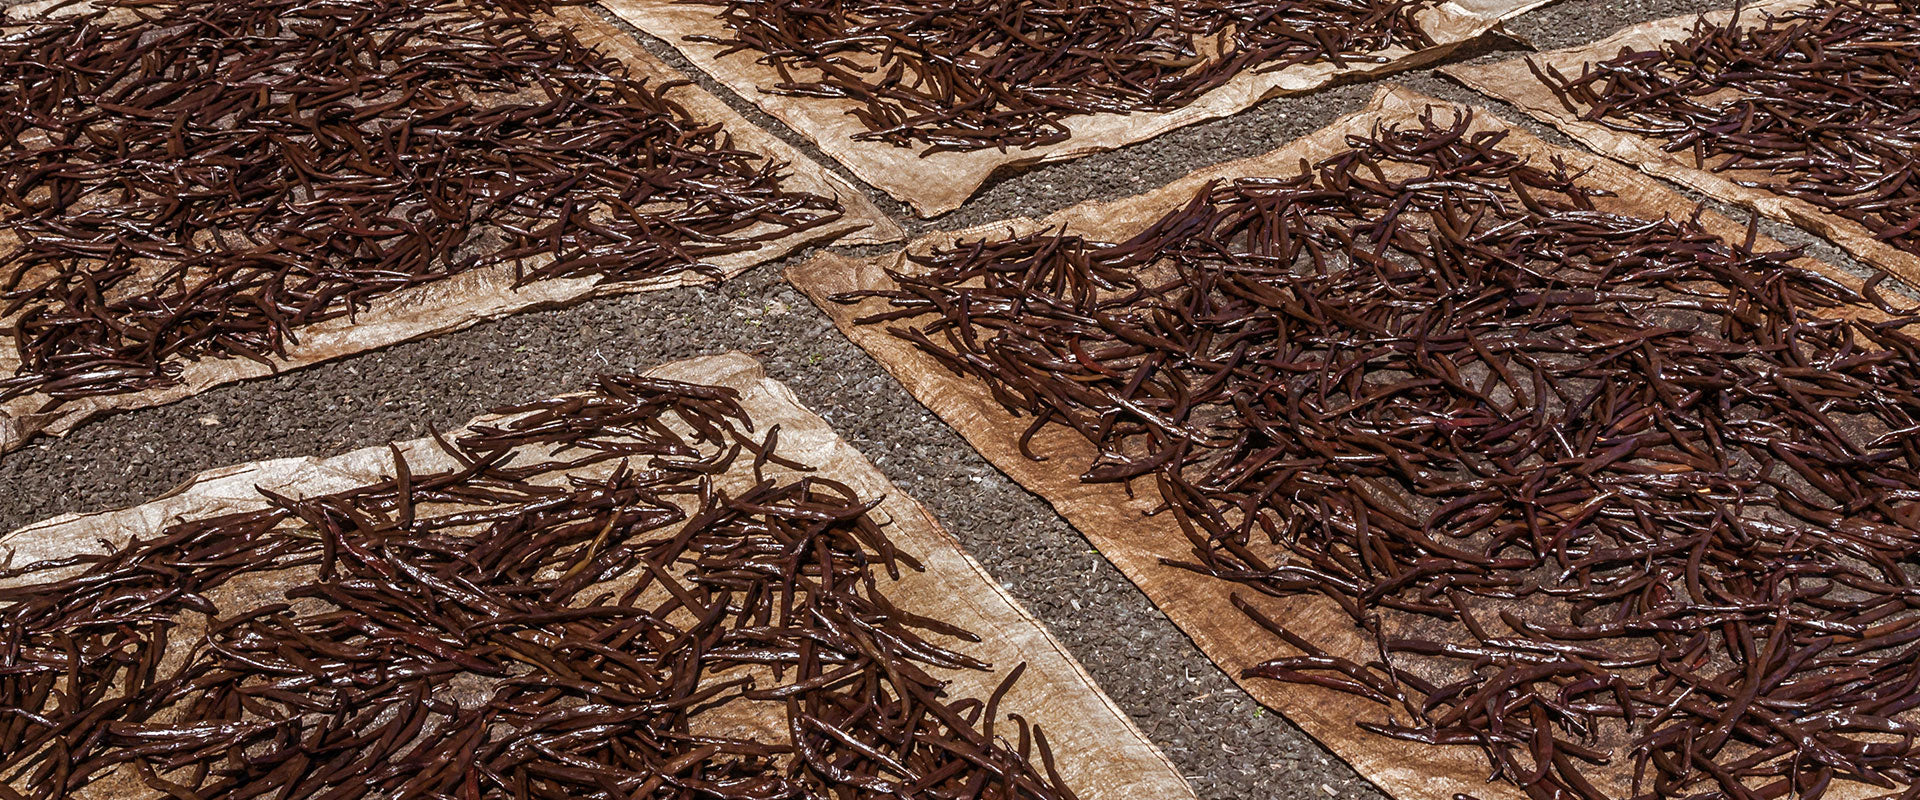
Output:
[602,0,1555,217]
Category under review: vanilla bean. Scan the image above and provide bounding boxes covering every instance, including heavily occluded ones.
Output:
[687,0,1437,151]
[842,111,1920,798]
[1532,0,1920,258]
[0,0,842,408]
[0,375,1071,800]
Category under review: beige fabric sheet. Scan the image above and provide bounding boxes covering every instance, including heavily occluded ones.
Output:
[1444,0,1920,288]
[0,6,902,458]
[604,0,1554,217]
[1,351,1193,800]
[786,85,1895,800]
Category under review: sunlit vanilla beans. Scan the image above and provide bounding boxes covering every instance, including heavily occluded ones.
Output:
[842,113,1920,798]
[0,0,842,407]
[1531,0,1920,257]
[688,0,1437,151]
[0,376,1074,800]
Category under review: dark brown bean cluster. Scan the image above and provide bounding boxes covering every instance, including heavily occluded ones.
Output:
[1532,0,1920,256]
[843,113,1920,798]
[0,376,1074,800]
[0,0,843,407]
[689,0,1437,151]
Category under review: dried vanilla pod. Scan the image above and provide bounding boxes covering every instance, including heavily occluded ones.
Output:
[0,0,842,408]
[843,112,1920,798]
[1531,0,1920,258]
[0,375,1074,800]
[687,0,1438,151]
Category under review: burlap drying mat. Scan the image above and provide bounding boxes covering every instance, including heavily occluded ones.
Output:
[1444,0,1920,289]
[0,351,1193,800]
[0,4,902,458]
[786,85,1900,800]
[602,0,1553,217]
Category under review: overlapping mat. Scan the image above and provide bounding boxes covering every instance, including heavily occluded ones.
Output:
[606,0,1552,216]
[1448,0,1920,286]
[0,352,1193,800]
[790,85,1917,799]
[0,1,899,457]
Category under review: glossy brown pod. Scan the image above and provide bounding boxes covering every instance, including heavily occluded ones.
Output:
[605,0,1551,215]
[791,86,1920,800]
[0,0,897,457]
[0,353,1193,800]
[1448,0,1920,291]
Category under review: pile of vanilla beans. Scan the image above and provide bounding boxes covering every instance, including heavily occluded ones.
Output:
[0,0,841,406]
[1533,0,1920,256]
[846,114,1920,798]
[690,0,1436,150]
[0,377,1073,800]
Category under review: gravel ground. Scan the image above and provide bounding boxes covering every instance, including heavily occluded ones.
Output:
[0,1,1880,797]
